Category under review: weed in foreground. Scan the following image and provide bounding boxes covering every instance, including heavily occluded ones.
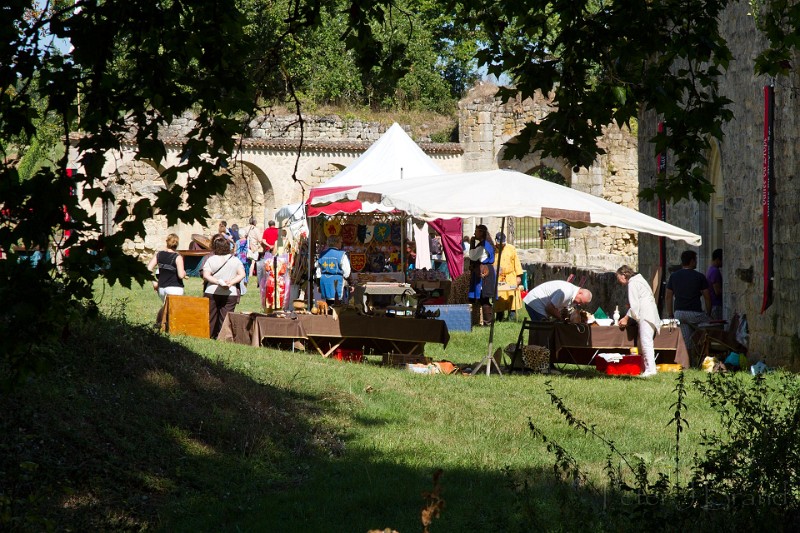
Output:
[524,372,800,532]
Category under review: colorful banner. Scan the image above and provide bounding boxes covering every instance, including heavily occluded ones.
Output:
[761,84,775,313]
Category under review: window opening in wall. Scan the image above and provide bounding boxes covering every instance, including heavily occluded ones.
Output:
[530,165,567,186]
[513,217,570,251]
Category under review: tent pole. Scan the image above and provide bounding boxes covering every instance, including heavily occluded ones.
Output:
[307,211,314,309]
[471,216,505,377]
[400,215,405,278]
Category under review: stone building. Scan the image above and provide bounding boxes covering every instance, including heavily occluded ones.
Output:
[458,82,639,270]
[637,1,800,368]
[70,84,639,273]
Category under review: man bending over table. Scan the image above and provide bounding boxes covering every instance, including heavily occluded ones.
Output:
[523,280,592,321]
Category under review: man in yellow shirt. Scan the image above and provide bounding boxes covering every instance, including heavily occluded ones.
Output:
[493,232,524,322]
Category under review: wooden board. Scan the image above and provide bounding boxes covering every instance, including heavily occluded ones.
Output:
[162,295,209,338]
[191,233,212,250]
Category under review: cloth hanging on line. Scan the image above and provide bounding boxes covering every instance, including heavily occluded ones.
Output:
[413,221,432,270]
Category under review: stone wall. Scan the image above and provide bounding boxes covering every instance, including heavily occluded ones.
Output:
[108,87,639,280]
[638,1,800,368]
[458,83,639,271]
[159,112,396,143]
[113,160,270,257]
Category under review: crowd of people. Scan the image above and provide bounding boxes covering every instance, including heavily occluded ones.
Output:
[148,218,301,339]
[150,215,725,373]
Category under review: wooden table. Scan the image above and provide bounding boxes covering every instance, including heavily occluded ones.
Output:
[527,321,690,368]
[218,312,450,357]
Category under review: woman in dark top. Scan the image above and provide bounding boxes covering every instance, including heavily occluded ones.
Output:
[467,224,496,326]
[147,233,187,325]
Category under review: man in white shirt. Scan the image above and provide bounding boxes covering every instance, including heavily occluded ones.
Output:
[523,280,592,321]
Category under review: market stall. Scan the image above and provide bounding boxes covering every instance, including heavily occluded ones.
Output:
[310,168,703,375]
[217,311,450,357]
[302,123,463,314]
[524,321,689,368]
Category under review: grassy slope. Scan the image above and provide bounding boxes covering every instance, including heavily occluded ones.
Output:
[2,279,723,532]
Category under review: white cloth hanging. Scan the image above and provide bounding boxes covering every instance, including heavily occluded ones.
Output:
[413,221,432,270]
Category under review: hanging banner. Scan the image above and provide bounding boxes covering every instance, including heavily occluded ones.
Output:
[656,122,667,314]
[761,84,775,313]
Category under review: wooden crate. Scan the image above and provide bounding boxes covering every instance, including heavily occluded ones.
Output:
[382,352,432,366]
[162,295,209,338]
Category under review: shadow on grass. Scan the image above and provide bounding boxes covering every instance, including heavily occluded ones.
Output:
[1,313,341,530]
[1,312,670,532]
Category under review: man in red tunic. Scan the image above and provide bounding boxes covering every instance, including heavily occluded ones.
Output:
[261,220,279,253]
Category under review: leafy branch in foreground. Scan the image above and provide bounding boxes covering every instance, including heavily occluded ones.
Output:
[0,0,413,389]
[524,372,800,531]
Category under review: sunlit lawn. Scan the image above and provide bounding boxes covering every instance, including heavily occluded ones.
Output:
[94,278,722,531]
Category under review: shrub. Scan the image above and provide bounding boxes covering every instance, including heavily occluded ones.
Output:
[525,372,800,532]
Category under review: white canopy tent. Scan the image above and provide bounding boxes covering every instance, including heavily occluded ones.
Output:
[309,169,702,245]
[310,168,702,376]
[314,166,702,375]
[306,122,446,216]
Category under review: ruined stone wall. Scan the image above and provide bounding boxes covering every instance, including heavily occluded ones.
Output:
[115,118,459,261]
[158,113,390,142]
[458,83,639,271]
[638,1,800,368]
[114,160,268,256]
[117,94,638,283]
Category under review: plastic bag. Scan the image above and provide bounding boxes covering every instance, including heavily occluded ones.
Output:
[702,356,718,373]
[750,360,769,376]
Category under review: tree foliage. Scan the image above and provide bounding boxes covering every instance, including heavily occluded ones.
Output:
[237,0,481,112]
[451,0,737,203]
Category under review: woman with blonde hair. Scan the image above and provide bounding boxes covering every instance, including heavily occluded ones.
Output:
[616,265,661,377]
[147,233,186,325]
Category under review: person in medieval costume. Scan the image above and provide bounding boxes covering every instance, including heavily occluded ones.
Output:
[315,235,351,305]
[616,265,661,377]
[493,232,524,322]
[467,224,496,326]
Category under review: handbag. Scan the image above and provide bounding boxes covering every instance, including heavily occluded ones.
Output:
[480,264,490,278]
[203,255,233,290]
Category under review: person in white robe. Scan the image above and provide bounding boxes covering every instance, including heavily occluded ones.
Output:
[616,265,661,377]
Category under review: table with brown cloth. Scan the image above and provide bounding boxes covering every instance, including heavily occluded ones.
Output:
[527,322,689,368]
[218,312,450,357]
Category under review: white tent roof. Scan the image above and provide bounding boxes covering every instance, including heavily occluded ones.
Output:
[310,169,701,245]
[322,122,444,187]
[275,202,304,222]
[306,123,446,215]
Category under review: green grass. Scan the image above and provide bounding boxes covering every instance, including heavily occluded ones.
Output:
[2,278,734,531]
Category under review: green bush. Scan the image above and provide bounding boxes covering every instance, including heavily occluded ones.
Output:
[525,371,800,532]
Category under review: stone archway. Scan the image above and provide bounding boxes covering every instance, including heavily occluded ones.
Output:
[307,162,346,190]
[496,145,573,186]
[208,161,272,228]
